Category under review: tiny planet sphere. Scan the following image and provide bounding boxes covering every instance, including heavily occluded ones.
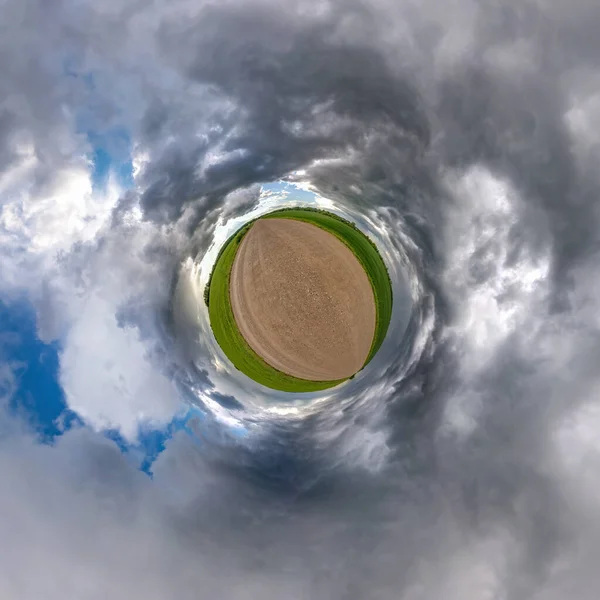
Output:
[229,218,376,381]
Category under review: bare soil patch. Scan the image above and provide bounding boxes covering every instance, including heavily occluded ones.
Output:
[229,218,376,381]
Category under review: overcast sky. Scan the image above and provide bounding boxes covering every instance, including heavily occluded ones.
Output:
[2,0,600,598]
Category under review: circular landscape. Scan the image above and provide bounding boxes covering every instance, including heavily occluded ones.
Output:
[205,208,393,392]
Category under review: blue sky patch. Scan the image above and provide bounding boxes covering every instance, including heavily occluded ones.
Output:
[0,300,80,441]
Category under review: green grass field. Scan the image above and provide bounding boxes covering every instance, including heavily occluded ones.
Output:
[206,207,393,392]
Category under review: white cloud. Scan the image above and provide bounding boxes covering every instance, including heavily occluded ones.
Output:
[60,294,180,438]
[0,126,185,438]
[442,166,551,370]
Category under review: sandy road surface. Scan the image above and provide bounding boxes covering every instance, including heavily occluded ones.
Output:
[229,218,376,381]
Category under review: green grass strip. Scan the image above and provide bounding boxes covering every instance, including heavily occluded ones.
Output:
[207,222,346,392]
[205,207,393,392]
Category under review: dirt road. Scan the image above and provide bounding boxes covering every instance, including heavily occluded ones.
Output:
[229,218,376,381]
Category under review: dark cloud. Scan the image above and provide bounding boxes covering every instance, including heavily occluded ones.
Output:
[133,1,429,220]
[2,0,600,598]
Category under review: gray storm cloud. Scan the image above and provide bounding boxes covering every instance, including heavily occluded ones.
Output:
[2,0,600,599]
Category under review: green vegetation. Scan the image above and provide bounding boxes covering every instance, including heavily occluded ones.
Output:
[206,207,393,392]
[206,221,346,392]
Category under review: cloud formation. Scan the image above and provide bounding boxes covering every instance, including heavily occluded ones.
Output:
[2,0,600,598]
